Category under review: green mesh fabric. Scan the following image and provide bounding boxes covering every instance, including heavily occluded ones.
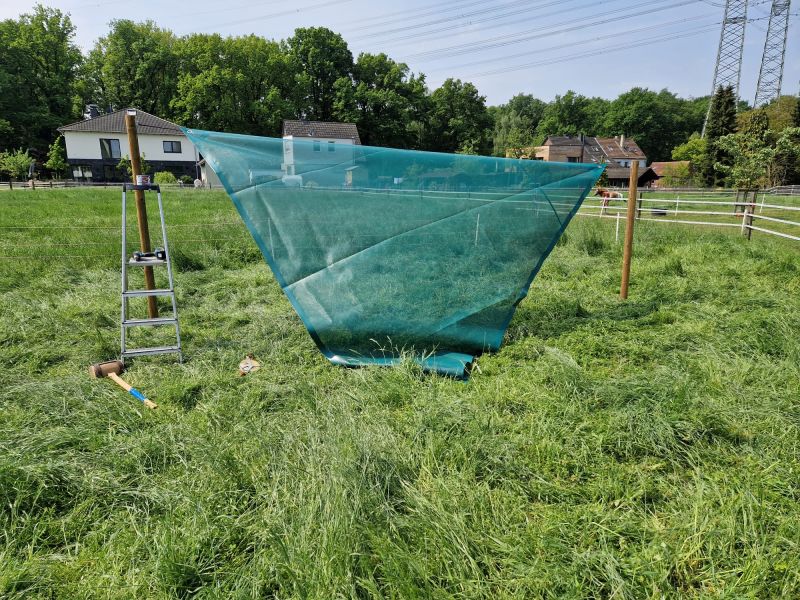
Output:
[184,128,603,377]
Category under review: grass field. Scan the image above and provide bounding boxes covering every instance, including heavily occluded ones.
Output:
[1,188,799,598]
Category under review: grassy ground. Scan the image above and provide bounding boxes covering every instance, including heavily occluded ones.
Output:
[1,189,799,599]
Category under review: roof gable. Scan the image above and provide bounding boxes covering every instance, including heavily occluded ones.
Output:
[283,120,361,144]
[58,108,183,136]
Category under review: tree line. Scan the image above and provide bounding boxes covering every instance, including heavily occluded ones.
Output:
[2,5,799,187]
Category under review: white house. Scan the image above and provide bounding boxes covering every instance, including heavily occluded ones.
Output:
[58,108,198,182]
[281,119,361,178]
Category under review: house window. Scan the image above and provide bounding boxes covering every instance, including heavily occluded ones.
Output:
[163,140,182,153]
[567,157,578,163]
[328,141,335,152]
[313,140,321,152]
[99,138,121,160]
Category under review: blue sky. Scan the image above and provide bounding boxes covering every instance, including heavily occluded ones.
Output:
[3,0,797,105]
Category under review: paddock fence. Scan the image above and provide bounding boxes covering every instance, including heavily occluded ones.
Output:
[577,189,800,243]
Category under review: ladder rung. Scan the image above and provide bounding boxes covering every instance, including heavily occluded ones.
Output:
[123,288,174,297]
[128,259,167,267]
[123,317,177,327]
[122,345,181,358]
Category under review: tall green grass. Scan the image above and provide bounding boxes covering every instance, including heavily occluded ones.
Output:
[1,189,799,598]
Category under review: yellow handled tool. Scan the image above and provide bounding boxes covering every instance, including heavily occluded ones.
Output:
[89,360,157,409]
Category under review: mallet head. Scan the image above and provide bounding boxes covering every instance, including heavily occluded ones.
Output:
[89,360,125,378]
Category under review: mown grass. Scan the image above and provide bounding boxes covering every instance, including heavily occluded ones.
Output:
[1,189,799,599]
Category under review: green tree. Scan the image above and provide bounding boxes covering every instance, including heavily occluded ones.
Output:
[738,95,799,132]
[332,52,427,148]
[0,149,34,179]
[117,153,151,178]
[602,88,702,161]
[172,34,296,136]
[702,85,737,186]
[672,133,707,165]
[491,94,546,156]
[771,127,800,185]
[794,98,800,128]
[83,20,179,117]
[154,171,177,184]
[425,79,491,154]
[286,27,353,121]
[0,5,82,153]
[44,135,68,178]
[534,91,592,141]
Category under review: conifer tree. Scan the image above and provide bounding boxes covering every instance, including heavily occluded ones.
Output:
[702,86,737,187]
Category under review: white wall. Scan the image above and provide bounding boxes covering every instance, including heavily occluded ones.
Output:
[283,135,355,171]
[63,131,197,162]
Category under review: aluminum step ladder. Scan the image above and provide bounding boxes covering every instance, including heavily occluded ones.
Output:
[121,183,182,362]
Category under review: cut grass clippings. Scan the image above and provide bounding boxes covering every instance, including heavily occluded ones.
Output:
[1,189,799,598]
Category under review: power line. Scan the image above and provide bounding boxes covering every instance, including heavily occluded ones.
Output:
[465,22,721,78]
[429,12,720,73]
[403,0,700,60]
[348,0,584,42]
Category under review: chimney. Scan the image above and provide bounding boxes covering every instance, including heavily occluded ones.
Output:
[619,134,625,149]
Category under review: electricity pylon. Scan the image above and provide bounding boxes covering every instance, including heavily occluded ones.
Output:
[753,0,792,107]
[703,0,749,136]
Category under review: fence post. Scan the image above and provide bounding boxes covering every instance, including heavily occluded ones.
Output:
[636,189,643,219]
[741,202,754,240]
[620,161,639,299]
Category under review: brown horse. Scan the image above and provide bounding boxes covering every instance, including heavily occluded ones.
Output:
[594,187,623,208]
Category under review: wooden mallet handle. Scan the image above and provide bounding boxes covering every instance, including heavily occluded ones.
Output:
[108,372,158,409]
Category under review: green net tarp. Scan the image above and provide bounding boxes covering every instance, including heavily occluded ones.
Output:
[184,128,603,377]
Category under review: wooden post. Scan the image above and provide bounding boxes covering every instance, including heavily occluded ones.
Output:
[124,110,158,318]
[620,161,639,300]
[742,201,754,240]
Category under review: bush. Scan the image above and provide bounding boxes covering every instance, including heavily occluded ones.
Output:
[179,175,194,185]
[154,171,178,184]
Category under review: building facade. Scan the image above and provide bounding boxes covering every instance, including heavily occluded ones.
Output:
[58,109,198,182]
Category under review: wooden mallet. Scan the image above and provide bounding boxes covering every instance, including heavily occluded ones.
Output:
[89,360,157,409]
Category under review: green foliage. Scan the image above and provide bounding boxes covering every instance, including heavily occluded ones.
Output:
[83,20,179,118]
[659,162,692,187]
[153,171,178,184]
[286,27,353,121]
[671,133,707,164]
[117,153,151,177]
[534,91,594,141]
[179,174,194,185]
[0,5,82,153]
[171,33,296,136]
[0,148,33,179]
[602,88,706,162]
[44,135,67,178]
[425,79,491,154]
[702,86,738,187]
[332,52,427,148]
[739,95,800,133]
[1,189,799,597]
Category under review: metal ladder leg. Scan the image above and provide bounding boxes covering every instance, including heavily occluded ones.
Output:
[120,183,182,362]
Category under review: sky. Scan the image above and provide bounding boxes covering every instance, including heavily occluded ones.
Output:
[2,0,798,106]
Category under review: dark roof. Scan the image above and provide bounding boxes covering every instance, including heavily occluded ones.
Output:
[543,135,585,146]
[283,120,361,144]
[58,108,183,135]
[605,166,658,184]
[595,137,645,159]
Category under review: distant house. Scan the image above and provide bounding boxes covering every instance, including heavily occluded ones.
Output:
[281,119,360,178]
[521,134,654,186]
[650,161,692,188]
[58,108,198,182]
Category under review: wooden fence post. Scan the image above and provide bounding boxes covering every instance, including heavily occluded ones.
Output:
[125,110,159,318]
[620,161,639,300]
